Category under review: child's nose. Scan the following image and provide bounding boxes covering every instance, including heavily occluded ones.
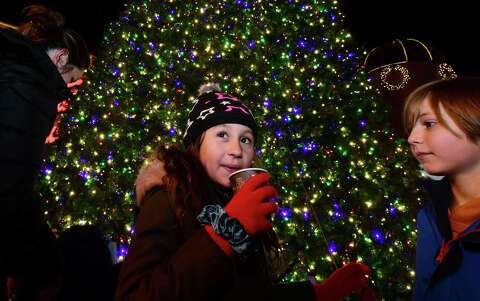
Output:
[227,140,242,157]
[407,129,422,145]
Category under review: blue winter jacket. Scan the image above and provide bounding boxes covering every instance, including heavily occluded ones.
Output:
[414,178,480,300]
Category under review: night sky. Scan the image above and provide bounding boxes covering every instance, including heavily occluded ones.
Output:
[1,0,477,76]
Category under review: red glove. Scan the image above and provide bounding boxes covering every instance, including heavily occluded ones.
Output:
[205,173,278,257]
[313,263,372,301]
[225,172,278,236]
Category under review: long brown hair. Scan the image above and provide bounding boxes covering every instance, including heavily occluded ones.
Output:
[149,135,219,221]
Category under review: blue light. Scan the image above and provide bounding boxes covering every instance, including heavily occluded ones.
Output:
[297,38,306,48]
[328,240,338,254]
[372,229,385,244]
[247,40,256,49]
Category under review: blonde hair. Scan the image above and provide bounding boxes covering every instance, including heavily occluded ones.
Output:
[403,77,480,141]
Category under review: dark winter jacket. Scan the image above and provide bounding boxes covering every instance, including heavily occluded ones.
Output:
[413,177,480,300]
[0,27,72,295]
[115,184,315,301]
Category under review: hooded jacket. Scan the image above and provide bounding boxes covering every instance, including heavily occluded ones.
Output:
[413,177,480,300]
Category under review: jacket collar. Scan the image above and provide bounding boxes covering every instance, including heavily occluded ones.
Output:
[423,177,453,241]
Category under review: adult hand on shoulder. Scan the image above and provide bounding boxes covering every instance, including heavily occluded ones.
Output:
[313,262,373,301]
[135,159,166,206]
[225,173,278,236]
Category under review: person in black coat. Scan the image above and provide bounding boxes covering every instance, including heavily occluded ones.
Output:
[0,4,89,300]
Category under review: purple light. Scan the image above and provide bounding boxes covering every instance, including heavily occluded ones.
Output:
[112,69,120,77]
[263,99,271,108]
[174,79,182,88]
[113,99,119,107]
[118,246,128,256]
[328,240,338,254]
[168,9,176,15]
[333,210,343,221]
[163,99,170,106]
[90,115,98,125]
[292,106,300,114]
[247,40,256,49]
[279,207,292,220]
[359,120,367,128]
[236,0,251,8]
[107,152,113,161]
[297,39,306,48]
[154,15,161,22]
[135,46,141,53]
[149,42,155,50]
[372,229,385,244]
[302,143,317,153]
[332,201,344,221]
[275,130,283,137]
[42,166,53,175]
[303,211,310,221]
[388,206,397,216]
[78,170,90,180]
[169,127,176,136]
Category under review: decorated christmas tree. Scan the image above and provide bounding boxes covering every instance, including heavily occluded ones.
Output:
[37,1,422,299]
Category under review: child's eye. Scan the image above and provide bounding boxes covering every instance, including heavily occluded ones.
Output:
[216,131,227,138]
[423,121,436,128]
[241,137,252,144]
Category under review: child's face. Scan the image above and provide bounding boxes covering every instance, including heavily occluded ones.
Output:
[408,98,480,176]
[199,123,255,188]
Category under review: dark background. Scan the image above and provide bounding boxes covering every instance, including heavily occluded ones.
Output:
[1,0,477,75]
